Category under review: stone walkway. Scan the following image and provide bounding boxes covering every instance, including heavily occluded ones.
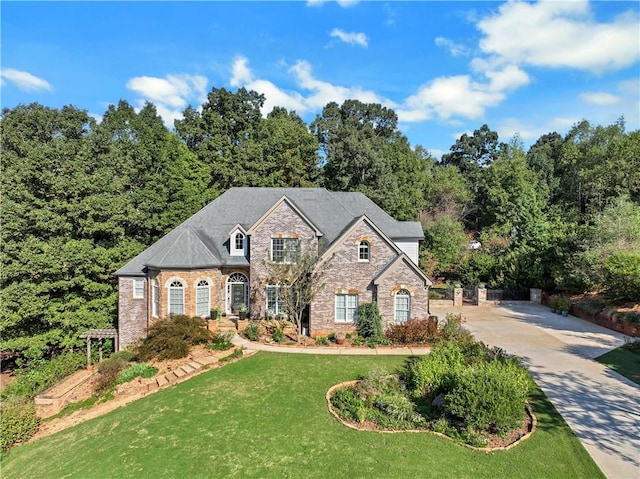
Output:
[231,334,431,355]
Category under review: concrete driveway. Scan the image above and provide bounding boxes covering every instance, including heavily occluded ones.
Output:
[432,302,640,479]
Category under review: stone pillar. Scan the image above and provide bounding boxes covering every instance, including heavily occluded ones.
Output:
[476,288,487,305]
[530,288,542,304]
[453,288,463,307]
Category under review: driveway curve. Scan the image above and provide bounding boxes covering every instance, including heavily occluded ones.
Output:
[432,302,640,479]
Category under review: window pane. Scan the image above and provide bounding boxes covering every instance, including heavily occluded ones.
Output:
[169,282,184,315]
[196,282,209,317]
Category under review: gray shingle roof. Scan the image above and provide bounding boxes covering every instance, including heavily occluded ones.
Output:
[114,187,424,276]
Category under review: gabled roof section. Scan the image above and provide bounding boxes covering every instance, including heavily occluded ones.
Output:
[373,254,433,287]
[228,223,247,236]
[246,195,323,237]
[318,215,402,265]
[145,228,220,269]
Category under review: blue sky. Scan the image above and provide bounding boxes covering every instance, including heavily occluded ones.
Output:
[2,1,639,157]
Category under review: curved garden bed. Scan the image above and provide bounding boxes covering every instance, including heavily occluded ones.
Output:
[327,380,537,452]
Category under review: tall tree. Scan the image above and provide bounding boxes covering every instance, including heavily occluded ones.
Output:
[313,100,429,220]
[258,107,321,187]
[175,87,268,192]
[441,124,499,188]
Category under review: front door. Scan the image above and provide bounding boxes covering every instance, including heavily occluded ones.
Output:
[231,284,245,313]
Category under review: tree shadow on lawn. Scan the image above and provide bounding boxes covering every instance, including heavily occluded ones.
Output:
[525,364,640,468]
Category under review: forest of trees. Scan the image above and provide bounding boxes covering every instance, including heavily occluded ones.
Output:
[2,86,639,361]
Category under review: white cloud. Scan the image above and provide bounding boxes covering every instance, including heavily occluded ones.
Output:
[330,28,368,47]
[580,92,621,106]
[397,65,529,122]
[229,57,391,116]
[0,68,52,92]
[434,37,470,57]
[126,73,208,127]
[496,118,540,141]
[477,0,640,73]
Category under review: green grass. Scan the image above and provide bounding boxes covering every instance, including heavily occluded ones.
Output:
[596,347,640,385]
[1,353,602,479]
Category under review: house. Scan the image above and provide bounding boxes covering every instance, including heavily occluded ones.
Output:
[114,187,432,348]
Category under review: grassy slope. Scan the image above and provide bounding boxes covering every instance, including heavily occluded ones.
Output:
[1,353,602,479]
[596,347,640,385]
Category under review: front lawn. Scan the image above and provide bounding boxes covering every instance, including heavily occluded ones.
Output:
[595,345,640,385]
[1,353,602,479]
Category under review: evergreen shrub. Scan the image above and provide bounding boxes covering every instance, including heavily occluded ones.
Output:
[0,398,39,450]
[356,302,383,340]
[446,360,531,433]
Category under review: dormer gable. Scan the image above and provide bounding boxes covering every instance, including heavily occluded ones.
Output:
[228,224,247,257]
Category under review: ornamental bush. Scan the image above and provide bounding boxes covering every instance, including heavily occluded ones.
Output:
[356,302,383,340]
[116,363,158,384]
[385,317,439,344]
[445,360,531,433]
[603,252,640,302]
[403,342,465,398]
[136,315,211,361]
[0,398,40,450]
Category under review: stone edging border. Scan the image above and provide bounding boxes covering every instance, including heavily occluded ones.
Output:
[326,380,537,452]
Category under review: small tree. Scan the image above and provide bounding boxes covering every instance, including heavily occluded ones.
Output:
[356,302,383,341]
[264,241,331,342]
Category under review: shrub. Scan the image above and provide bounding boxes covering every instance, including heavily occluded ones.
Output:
[439,314,466,341]
[272,328,285,343]
[622,340,640,353]
[315,336,328,345]
[95,356,127,396]
[385,316,439,344]
[625,312,640,324]
[208,333,234,351]
[403,342,465,398]
[603,252,640,302]
[136,315,211,361]
[111,350,137,362]
[2,352,85,400]
[356,302,383,340]
[0,398,39,450]
[330,386,366,423]
[243,322,260,341]
[116,363,158,385]
[373,392,424,426]
[445,360,531,434]
[219,348,243,362]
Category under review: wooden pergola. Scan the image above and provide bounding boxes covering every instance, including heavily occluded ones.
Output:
[79,328,118,366]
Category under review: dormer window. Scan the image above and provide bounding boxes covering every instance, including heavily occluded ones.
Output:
[358,241,370,262]
[230,229,246,256]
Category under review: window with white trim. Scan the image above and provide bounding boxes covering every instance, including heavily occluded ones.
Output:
[231,231,245,256]
[152,280,159,317]
[335,294,358,323]
[358,241,370,261]
[133,279,144,298]
[168,280,184,315]
[271,238,299,263]
[266,285,290,316]
[395,289,411,323]
[196,280,210,317]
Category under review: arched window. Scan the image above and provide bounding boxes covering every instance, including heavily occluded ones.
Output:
[168,280,184,315]
[235,232,245,251]
[395,289,411,323]
[196,280,210,317]
[358,241,370,261]
[226,272,249,314]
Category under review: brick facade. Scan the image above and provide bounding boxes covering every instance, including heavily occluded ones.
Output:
[249,200,319,320]
[117,196,430,348]
[118,277,148,349]
[311,220,398,336]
